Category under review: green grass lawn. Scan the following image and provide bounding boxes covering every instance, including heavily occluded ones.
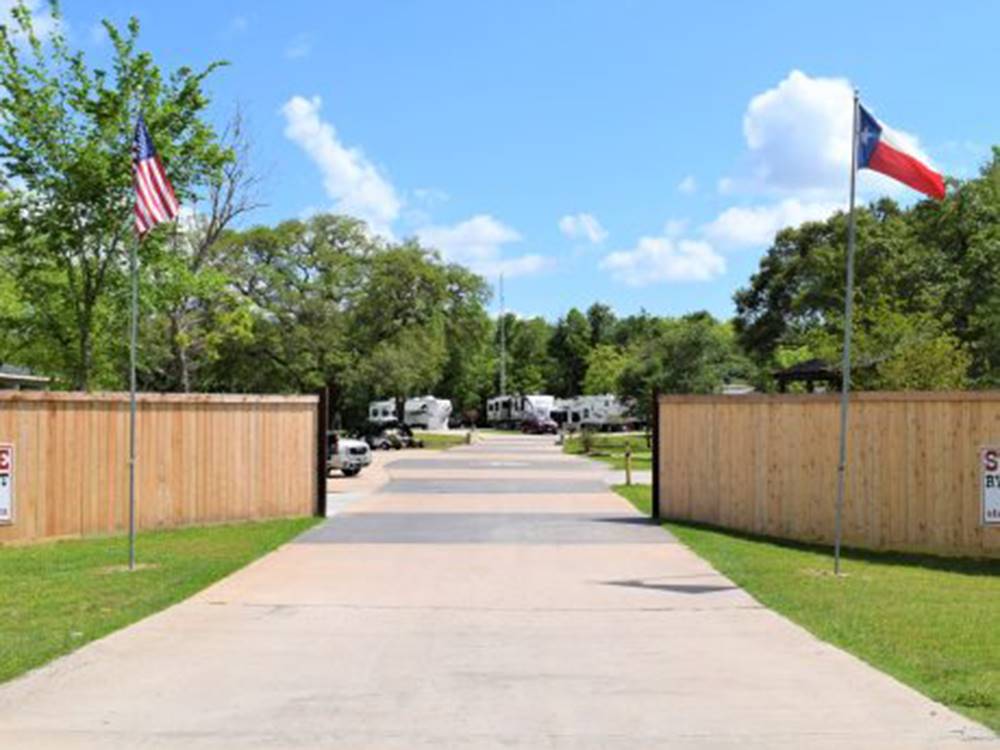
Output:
[415,432,469,450]
[615,484,1000,732]
[0,517,318,685]
[563,432,652,471]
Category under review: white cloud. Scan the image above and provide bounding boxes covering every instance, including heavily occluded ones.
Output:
[286,34,311,59]
[558,212,607,244]
[677,175,697,194]
[732,69,935,197]
[600,235,725,286]
[704,198,840,248]
[417,214,548,278]
[598,69,946,289]
[281,95,401,238]
[600,198,837,288]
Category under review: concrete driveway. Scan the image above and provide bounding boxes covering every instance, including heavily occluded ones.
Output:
[0,433,995,748]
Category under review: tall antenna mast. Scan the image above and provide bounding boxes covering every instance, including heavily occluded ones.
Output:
[499,273,506,396]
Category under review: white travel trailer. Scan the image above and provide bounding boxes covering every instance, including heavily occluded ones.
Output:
[368,399,397,424]
[485,395,515,425]
[404,396,453,430]
[486,394,555,427]
[550,397,575,427]
[564,394,638,431]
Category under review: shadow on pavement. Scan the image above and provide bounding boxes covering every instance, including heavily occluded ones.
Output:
[603,578,738,595]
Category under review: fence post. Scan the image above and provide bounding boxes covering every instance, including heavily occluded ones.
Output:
[651,390,660,520]
[624,440,633,487]
[315,387,329,518]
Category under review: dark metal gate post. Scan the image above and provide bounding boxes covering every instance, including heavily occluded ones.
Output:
[651,390,660,520]
[315,387,329,517]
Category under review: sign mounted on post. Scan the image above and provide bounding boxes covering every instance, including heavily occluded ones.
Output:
[0,443,12,525]
[980,446,1000,526]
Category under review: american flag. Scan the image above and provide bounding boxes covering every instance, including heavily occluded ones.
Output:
[132,115,179,236]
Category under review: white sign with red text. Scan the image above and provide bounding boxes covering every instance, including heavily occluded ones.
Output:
[981,446,1000,526]
[0,444,12,525]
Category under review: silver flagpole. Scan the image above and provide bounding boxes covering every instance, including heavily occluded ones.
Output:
[834,90,860,575]
[499,273,506,396]
[128,234,139,571]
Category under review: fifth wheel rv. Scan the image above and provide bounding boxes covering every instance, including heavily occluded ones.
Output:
[368,399,397,425]
[486,394,555,428]
[558,394,639,431]
[403,396,453,430]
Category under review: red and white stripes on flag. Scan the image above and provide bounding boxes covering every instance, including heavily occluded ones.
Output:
[132,115,179,236]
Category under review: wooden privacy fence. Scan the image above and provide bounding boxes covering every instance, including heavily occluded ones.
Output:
[0,391,318,545]
[654,392,1000,558]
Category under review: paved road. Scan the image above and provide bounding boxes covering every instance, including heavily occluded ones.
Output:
[0,434,995,748]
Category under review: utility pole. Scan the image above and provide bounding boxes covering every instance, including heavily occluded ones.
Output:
[498,273,506,396]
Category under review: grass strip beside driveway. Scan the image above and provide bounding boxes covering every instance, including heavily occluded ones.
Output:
[563,433,652,471]
[415,432,469,450]
[615,483,1000,733]
[0,517,318,686]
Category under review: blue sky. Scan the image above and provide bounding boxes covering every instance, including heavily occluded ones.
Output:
[53,1,999,321]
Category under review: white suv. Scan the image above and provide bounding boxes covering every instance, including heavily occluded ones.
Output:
[326,435,372,477]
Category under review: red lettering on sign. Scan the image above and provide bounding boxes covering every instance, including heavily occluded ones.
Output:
[985,449,999,472]
[0,446,10,473]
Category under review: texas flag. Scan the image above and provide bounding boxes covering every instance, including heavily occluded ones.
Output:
[857,105,945,200]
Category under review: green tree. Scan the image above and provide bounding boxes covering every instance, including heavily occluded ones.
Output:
[143,109,261,392]
[0,6,230,388]
[498,314,554,394]
[921,151,1000,384]
[348,240,453,419]
[612,310,665,348]
[209,216,368,398]
[582,344,626,395]
[619,312,754,421]
[586,302,617,346]
[436,265,493,415]
[803,304,970,391]
[548,307,592,396]
[733,199,947,366]
[730,190,991,390]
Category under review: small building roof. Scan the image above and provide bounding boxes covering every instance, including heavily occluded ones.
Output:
[772,358,839,393]
[774,358,837,378]
[0,363,51,389]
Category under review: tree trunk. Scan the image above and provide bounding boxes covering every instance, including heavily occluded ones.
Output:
[325,377,341,431]
[76,318,91,391]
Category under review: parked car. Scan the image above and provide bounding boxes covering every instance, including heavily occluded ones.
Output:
[360,421,423,450]
[381,425,418,449]
[520,415,558,435]
[326,433,372,477]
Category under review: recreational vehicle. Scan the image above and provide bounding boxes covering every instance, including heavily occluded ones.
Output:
[404,396,453,430]
[563,394,638,431]
[550,398,575,426]
[486,394,555,428]
[368,399,397,425]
